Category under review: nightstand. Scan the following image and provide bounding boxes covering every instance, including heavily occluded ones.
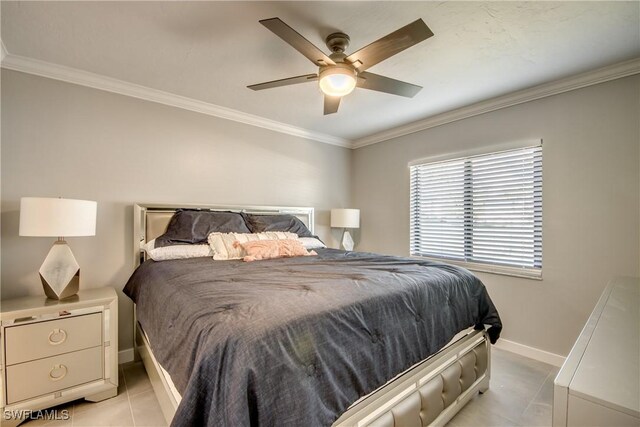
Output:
[0,287,118,426]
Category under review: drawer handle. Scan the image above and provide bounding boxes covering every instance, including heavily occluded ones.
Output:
[48,328,67,345]
[49,364,68,381]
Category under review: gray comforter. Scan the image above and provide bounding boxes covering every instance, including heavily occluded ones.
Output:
[123,249,501,427]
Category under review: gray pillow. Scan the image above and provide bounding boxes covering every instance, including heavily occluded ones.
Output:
[155,209,250,247]
[242,213,314,237]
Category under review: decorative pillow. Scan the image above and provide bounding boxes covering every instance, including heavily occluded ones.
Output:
[238,239,317,262]
[147,244,213,261]
[298,237,326,250]
[242,214,314,237]
[208,232,299,260]
[155,209,250,247]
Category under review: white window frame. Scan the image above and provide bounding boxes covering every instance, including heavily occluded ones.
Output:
[409,140,543,280]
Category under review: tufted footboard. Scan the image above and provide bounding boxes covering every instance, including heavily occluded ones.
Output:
[334,330,490,427]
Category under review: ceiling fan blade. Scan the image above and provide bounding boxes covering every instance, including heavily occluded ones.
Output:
[324,95,341,115]
[346,19,433,72]
[260,18,336,67]
[357,72,422,98]
[248,74,318,91]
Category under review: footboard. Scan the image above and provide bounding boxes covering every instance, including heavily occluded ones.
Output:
[333,330,490,427]
[135,313,490,427]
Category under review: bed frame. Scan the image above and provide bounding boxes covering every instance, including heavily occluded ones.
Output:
[131,203,491,427]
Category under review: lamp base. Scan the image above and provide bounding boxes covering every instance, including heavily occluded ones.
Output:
[39,240,80,300]
[341,229,355,251]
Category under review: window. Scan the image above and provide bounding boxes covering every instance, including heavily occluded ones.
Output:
[410,145,542,278]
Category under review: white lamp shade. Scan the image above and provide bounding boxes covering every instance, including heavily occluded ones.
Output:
[19,197,97,237]
[331,208,360,229]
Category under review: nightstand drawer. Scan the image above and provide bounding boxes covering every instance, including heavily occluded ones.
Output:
[5,312,102,365]
[6,346,103,404]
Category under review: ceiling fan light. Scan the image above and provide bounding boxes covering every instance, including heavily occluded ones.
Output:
[319,67,357,97]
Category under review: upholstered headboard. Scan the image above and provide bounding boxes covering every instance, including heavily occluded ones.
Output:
[133,203,314,266]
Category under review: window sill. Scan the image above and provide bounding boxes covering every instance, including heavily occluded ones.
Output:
[412,256,543,280]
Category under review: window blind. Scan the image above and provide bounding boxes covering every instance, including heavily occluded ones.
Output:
[410,145,542,276]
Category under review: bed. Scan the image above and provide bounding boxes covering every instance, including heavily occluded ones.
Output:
[124,203,502,427]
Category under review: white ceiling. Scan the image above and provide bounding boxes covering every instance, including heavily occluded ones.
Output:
[2,1,639,142]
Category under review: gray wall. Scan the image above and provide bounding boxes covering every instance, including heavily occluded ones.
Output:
[352,75,640,356]
[1,70,352,353]
[2,68,639,359]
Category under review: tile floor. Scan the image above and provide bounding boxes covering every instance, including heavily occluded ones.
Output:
[22,362,166,427]
[446,348,558,427]
[23,348,557,427]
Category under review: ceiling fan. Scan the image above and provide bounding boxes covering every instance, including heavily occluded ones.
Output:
[248,18,434,115]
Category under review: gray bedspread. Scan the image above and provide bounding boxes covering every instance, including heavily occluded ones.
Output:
[123,248,501,427]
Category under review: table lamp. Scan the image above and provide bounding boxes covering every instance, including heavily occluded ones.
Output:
[331,208,360,251]
[19,197,97,300]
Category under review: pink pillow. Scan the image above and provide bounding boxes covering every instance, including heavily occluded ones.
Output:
[235,239,317,262]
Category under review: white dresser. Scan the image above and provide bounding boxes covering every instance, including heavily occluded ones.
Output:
[553,276,639,427]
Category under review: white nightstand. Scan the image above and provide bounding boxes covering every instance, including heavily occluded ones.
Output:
[0,287,118,426]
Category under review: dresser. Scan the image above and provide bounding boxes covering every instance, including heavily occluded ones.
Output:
[0,287,118,426]
[553,276,639,426]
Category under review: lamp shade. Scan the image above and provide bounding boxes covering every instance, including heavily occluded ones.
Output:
[19,197,97,237]
[331,208,360,229]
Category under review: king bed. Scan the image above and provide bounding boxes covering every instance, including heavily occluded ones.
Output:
[123,203,502,427]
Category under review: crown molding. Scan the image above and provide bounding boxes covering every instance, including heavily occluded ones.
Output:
[0,53,351,148]
[2,49,638,151]
[352,57,640,149]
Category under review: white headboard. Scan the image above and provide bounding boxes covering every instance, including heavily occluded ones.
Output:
[133,203,314,266]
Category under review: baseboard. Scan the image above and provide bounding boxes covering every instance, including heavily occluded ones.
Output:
[118,347,135,365]
[494,338,566,367]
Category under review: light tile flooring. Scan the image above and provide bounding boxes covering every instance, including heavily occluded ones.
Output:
[23,348,557,427]
[446,348,558,427]
[22,362,166,427]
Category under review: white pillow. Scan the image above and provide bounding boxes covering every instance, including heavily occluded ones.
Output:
[299,237,326,250]
[147,244,213,261]
[143,239,156,252]
[208,232,299,260]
